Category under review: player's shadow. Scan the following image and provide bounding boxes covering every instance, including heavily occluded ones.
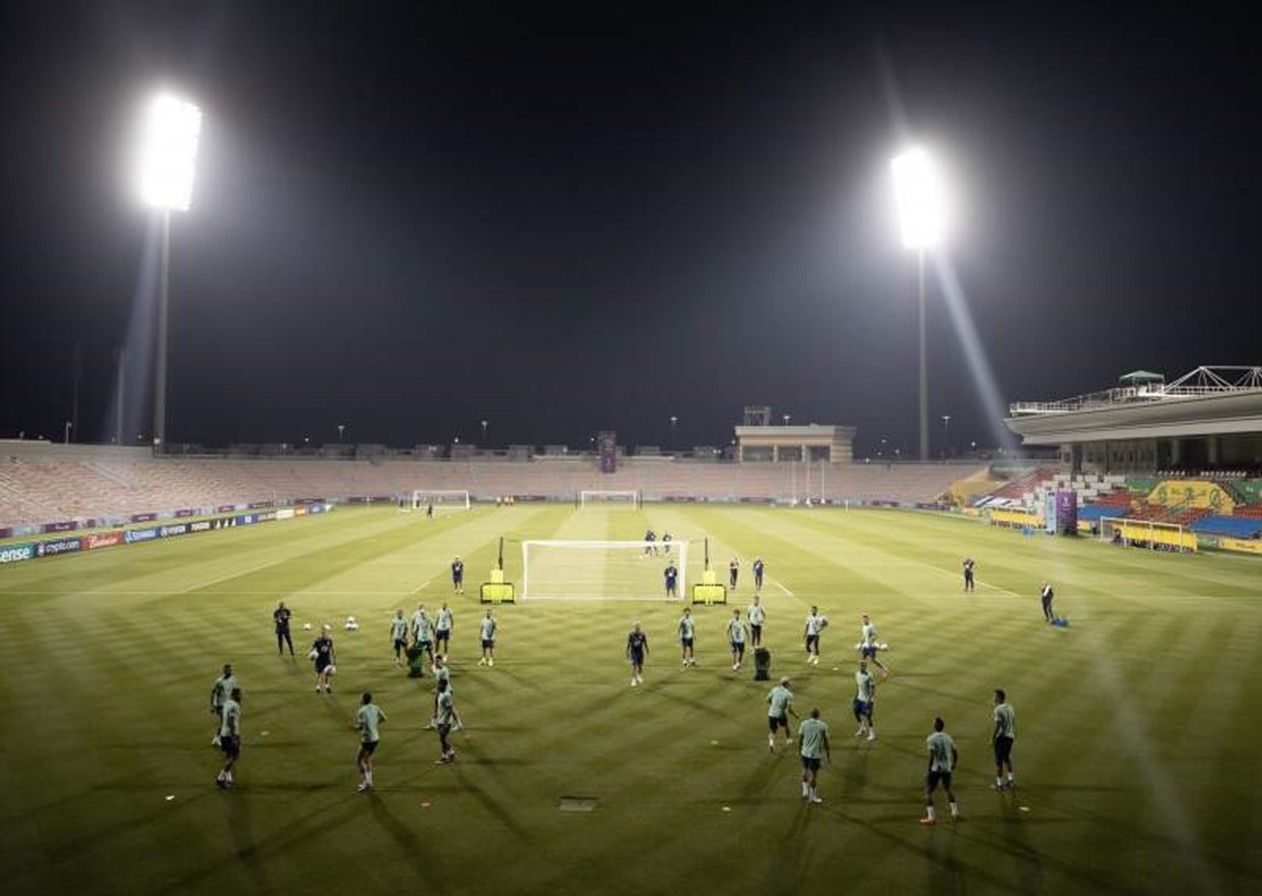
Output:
[226,786,272,893]
[452,765,534,844]
[368,795,444,886]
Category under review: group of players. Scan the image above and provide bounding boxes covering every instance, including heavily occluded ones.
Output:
[214,550,1023,823]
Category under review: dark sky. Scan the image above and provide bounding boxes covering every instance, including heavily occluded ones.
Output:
[1,1,1258,454]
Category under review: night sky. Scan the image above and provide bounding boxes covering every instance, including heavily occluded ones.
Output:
[1,2,1258,454]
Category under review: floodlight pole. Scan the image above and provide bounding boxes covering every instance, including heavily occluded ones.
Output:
[918,248,928,461]
[154,210,172,454]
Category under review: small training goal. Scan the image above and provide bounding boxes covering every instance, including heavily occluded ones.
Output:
[405,490,472,513]
[578,490,641,510]
[521,539,689,600]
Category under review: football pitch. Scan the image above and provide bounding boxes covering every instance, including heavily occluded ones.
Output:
[1,504,1260,896]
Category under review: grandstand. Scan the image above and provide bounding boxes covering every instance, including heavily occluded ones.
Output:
[995,366,1262,553]
[0,440,977,533]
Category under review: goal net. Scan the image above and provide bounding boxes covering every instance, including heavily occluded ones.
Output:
[1099,516,1197,553]
[521,539,690,600]
[578,490,640,509]
[409,489,471,512]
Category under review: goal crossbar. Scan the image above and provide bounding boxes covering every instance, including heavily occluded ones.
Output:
[410,489,471,511]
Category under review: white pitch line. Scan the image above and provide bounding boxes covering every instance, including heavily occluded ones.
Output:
[768,578,795,598]
[409,577,435,595]
[181,555,298,593]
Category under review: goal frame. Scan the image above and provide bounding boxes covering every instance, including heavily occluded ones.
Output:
[1099,516,1197,553]
[520,538,688,600]
[409,489,471,512]
[577,489,642,510]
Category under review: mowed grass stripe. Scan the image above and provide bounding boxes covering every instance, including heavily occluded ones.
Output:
[4,505,1262,896]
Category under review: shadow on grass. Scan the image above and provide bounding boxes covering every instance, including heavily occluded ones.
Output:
[368,794,445,888]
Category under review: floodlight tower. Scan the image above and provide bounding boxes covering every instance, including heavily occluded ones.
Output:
[136,93,202,454]
[891,148,945,462]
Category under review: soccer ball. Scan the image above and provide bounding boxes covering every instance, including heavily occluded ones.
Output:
[307,648,318,660]
[820,616,830,628]
[302,623,312,631]
[345,616,359,631]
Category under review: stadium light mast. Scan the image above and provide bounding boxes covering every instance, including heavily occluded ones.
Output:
[481,419,489,443]
[891,147,945,462]
[136,92,202,454]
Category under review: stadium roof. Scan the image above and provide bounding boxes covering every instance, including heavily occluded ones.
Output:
[1006,366,1262,445]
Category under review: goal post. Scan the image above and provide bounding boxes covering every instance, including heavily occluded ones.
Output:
[1099,516,1197,553]
[578,490,641,510]
[521,538,689,600]
[410,489,471,512]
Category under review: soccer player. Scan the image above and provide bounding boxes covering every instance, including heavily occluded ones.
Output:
[451,557,465,594]
[215,687,242,789]
[962,558,976,593]
[854,660,877,740]
[210,663,237,746]
[390,609,409,668]
[426,502,434,519]
[753,557,765,593]
[766,676,798,751]
[412,604,435,666]
[435,601,454,655]
[1040,582,1055,622]
[665,560,679,600]
[434,678,462,763]
[798,707,830,804]
[993,689,1016,790]
[627,622,649,686]
[644,529,657,555]
[274,600,295,656]
[678,607,696,667]
[748,595,766,647]
[921,716,961,824]
[312,625,336,693]
[860,613,891,679]
[727,608,748,672]
[354,692,387,792]
[729,557,739,589]
[804,606,826,665]
[477,608,498,667]
[424,655,453,729]
[662,531,673,555]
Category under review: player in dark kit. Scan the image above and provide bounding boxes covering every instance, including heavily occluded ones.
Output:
[627,622,649,686]
[312,626,336,693]
[962,558,975,593]
[753,557,765,593]
[1040,582,1055,622]
[665,561,679,599]
[729,557,739,589]
[274,601,295,655]
[644,529,657,555]
[451,557,465,594]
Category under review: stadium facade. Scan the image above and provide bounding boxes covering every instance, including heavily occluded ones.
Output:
[1005,366,1262,474]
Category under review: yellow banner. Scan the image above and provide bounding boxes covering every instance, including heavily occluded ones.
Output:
[1220,537,1262,555]
[1148,480,1235,513]
[1114,521,1199,552]
[989,509,1041,528]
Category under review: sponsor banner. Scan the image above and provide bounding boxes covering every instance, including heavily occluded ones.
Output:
[131,512,158,523]
[0,543,35,564]
[159,523,188,538]
[0,527,10,540]
[43,520,79,534]
[124,527,160,544]
[236,514,256,526]
[175,508,197,518]
[1221,537,1262,555]
[35,537,83,557]
[86,531,124,550]
[276,508,295,520]
[189,520,213,533]
[294,506,308,517]
[218,504,239,514]
[307,504,326,514]
[249,500,273,510]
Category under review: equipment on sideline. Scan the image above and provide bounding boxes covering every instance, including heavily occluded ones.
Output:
[481,536,516,603]
[1099,516,1196,553]
[690,538,727,605]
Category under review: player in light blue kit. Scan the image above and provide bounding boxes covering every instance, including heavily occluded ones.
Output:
[678,607,696,667]
[478,609,498,667]
[727,608,748,672]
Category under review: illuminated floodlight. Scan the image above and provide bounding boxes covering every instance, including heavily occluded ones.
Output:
[891,148,945,249]
[136,93,202,211]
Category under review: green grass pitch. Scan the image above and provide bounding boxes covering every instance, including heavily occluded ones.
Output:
[2,504,1261,895]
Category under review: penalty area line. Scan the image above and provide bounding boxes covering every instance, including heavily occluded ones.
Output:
[768,578,795,598]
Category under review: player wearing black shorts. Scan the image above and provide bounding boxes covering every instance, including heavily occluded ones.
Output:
[627,622,649,687]
[451,557,464,595]
[215,687,242,789]
[922,717,960,824]
[312,627,336,693]
[274,601,295,656]
[992,689,1016,790]
[962,558,975,593]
